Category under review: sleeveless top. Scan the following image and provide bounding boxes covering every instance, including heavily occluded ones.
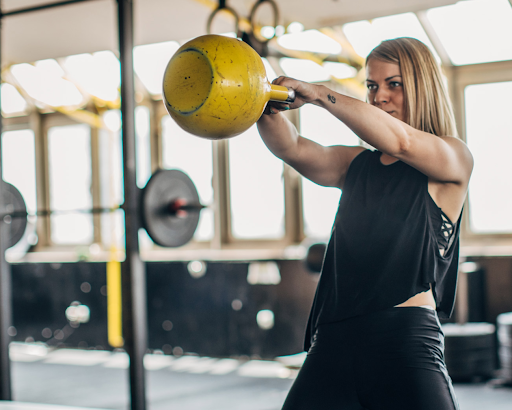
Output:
[304,149,462,351]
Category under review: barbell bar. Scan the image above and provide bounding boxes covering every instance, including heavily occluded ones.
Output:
[0,169,206,249]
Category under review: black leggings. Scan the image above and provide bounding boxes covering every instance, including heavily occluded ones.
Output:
[282,307,459,410]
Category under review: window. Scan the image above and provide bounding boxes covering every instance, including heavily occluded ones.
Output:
[99,111,124,249]
[135,106,151,189]
[279,58,331,83]
[133,41,180,96]
[48,124,93,244]
[1,84,27,116]
[299,104,359,238]
[465,81,512,233]
[343,13,440,62]
[427,0,512,65]
[1,129,37,212]
[162,116,214,241]
[228,125,285,240]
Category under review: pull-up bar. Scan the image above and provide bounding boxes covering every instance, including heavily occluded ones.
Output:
[1,0,95,17]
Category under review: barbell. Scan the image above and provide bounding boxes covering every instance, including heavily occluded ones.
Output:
[0,169,205,249]
[162,34,295,140]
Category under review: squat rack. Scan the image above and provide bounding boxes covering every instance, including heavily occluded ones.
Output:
[0,1,149,409]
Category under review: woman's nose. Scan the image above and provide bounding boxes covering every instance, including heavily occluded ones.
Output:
[373,88,389,105]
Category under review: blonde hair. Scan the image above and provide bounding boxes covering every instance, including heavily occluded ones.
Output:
[366,37,457,137]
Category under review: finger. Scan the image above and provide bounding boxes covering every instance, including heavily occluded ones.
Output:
[272,76,288,86]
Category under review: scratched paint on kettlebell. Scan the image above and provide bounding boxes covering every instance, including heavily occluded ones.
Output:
[163,34,286,139]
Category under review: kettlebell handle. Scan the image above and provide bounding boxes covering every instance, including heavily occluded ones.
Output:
[269,84,295,103]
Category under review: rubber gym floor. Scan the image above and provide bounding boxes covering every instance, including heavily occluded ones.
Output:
[1,344,512,410]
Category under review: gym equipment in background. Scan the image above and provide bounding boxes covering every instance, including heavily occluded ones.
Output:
[0,169,204,250]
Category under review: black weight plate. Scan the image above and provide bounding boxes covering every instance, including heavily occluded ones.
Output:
[445,334,495,351]
[304,243,326,273]
[445,348,496,361]
[499,346,512,363]
[141,169,200,248]
[446,356,496,374]
[446,350,497,364]
[1,181,27,248]
[497,328,512,347]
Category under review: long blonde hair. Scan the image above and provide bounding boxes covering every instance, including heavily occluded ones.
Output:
[366,37,457,137]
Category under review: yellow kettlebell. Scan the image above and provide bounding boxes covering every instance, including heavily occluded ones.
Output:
[162,34,295,140]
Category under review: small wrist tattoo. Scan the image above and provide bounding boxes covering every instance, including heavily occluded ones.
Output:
[327,94,336,104]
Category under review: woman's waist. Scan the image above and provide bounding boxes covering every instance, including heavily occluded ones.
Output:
[311,305,442,349]
[394,287,436,310]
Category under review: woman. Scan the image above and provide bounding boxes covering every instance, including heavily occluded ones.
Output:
[257,38,473,409]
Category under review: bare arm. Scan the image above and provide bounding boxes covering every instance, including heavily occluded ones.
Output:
[266,77,473,187]
[257,110,364,189]
[313,85,474,185]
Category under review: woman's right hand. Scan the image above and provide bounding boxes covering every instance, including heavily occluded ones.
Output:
[264,76,321,115]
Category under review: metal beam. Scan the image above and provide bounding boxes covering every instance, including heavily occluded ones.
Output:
[0,7,13,400]
[117,1,148,410]
[1,0,95,17]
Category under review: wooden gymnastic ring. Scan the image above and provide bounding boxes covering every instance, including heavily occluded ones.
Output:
[206,5,240,35]
[249,0,279,43]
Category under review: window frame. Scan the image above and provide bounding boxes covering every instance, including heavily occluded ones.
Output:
[450,59,512,249]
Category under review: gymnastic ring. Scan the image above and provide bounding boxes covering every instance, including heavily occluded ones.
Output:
[206,5,240,35]
[249,0,279,43]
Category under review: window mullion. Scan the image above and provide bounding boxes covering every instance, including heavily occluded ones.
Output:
[150,100,163,174]
[32,111,51,248]
[90,123,102,244]
[282,109,304,244]
[212,139,231,248]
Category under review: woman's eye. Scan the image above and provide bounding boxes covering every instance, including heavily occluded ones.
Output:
[367,84,377,90]
[390,81,402,87]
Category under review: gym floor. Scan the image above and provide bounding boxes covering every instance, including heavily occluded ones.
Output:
[5,344,512,410]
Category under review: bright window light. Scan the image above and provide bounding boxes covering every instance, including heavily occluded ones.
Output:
[343,13,440,62]
[48,124,93,244]
[62,51,120,102]
[98,123,124,249]
[278,30,342,54]
[220,32,237,38]
[427,0,512,65]
[1,83,27,114]
[300,104,359,238]
[279,58,330,83]
[102,109,121,133]
[1,130,37,213]
[11,60,84,107]
[135,106,151,189]
[322,62,357,79]
[134,41,180,96]
[261,26,275,39]
[261,58,278,82]
[229,124,284,240]
[287,21,304,34]
[465,81,512,233]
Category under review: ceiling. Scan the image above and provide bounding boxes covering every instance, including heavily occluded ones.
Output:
[2,0,459,65]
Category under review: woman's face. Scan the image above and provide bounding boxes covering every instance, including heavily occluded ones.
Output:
[366,59,405,122]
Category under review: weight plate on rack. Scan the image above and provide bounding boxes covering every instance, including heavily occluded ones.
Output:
[0,181,28,249]
[141,169,201,248]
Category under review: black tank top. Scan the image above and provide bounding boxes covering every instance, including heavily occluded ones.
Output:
[304,149,462,350]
